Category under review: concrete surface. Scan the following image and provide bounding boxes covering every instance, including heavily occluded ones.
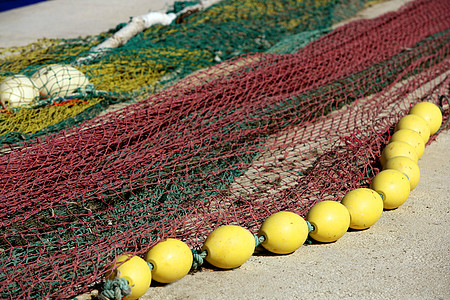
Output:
[0,0,176,47]
[0,0,448,299]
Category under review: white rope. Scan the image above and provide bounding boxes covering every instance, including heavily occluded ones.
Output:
[75,0,222,66]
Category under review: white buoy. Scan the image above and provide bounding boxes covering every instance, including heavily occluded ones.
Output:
[0,75,39,108]
[31,64,90,97]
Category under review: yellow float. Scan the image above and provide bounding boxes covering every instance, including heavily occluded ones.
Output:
[106,254,152,300]
[306,200,350,243]
[370,169,410,209]
[145,238,193,283]
[409,102,442,135]
[258,211,309,254]
[380,141,418,167]
[395,114,430,143]
[389,129,425,158]
[341,188,383,230]
[384,156,420,190]
[202,225,255,269]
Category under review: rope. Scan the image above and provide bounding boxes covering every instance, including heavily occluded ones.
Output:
[306,221,314,234]
[98,261,153,300]
[147,262,154,271]
[191,250,208,269]
[304,221,315,245]
[254,234,265,248]
[437,94,450,134]
[98,276,131,300]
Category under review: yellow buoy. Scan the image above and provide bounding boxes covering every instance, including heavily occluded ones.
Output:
[31,64,90,97]
[306,200,350,243]
[0,75,39,108]
[409,102,442,135]
[107,254,152,300]
[390,129,425,158]
[370,169,410,209]
[202,225,255,269]
[395,114,430,144]
[258,211,309,254]
[384,156,420,190]
[341,188,383,230]
[380,141,418,167]
[145,238,193,283]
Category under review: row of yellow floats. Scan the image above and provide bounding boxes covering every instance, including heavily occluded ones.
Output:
[101,101,443,300]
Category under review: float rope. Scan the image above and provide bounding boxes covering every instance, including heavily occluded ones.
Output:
[192,250,208,269]
[147,262,154,271]
[99,261,154,300]
[306,221,315,234]
[254,234,265,248]
[98,276,131,300]
[304,220,316,244]
[436,94,450,134]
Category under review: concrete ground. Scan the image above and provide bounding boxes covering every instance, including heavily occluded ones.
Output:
[0,0,448,299]
[0,0,176,48]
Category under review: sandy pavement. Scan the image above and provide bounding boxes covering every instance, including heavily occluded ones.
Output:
[0,0,448,299]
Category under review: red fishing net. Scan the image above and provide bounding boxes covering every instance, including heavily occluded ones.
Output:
[0,0,449,298]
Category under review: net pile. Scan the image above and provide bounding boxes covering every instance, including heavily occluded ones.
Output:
[1,0,449,298]
[0,0,372,146]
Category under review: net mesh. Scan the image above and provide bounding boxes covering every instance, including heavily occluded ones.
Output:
[1,0,450,298]
[0,0,373,145]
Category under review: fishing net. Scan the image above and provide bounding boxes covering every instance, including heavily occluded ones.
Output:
[1,0,449,298]
[0,0,374,145]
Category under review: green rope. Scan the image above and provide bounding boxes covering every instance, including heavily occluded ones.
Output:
[304,220,315,244]
[254,234,265,248]
[306,220,314,234]
[147,261,154,271]
[191,249,207,269]
[99,277,131,300]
